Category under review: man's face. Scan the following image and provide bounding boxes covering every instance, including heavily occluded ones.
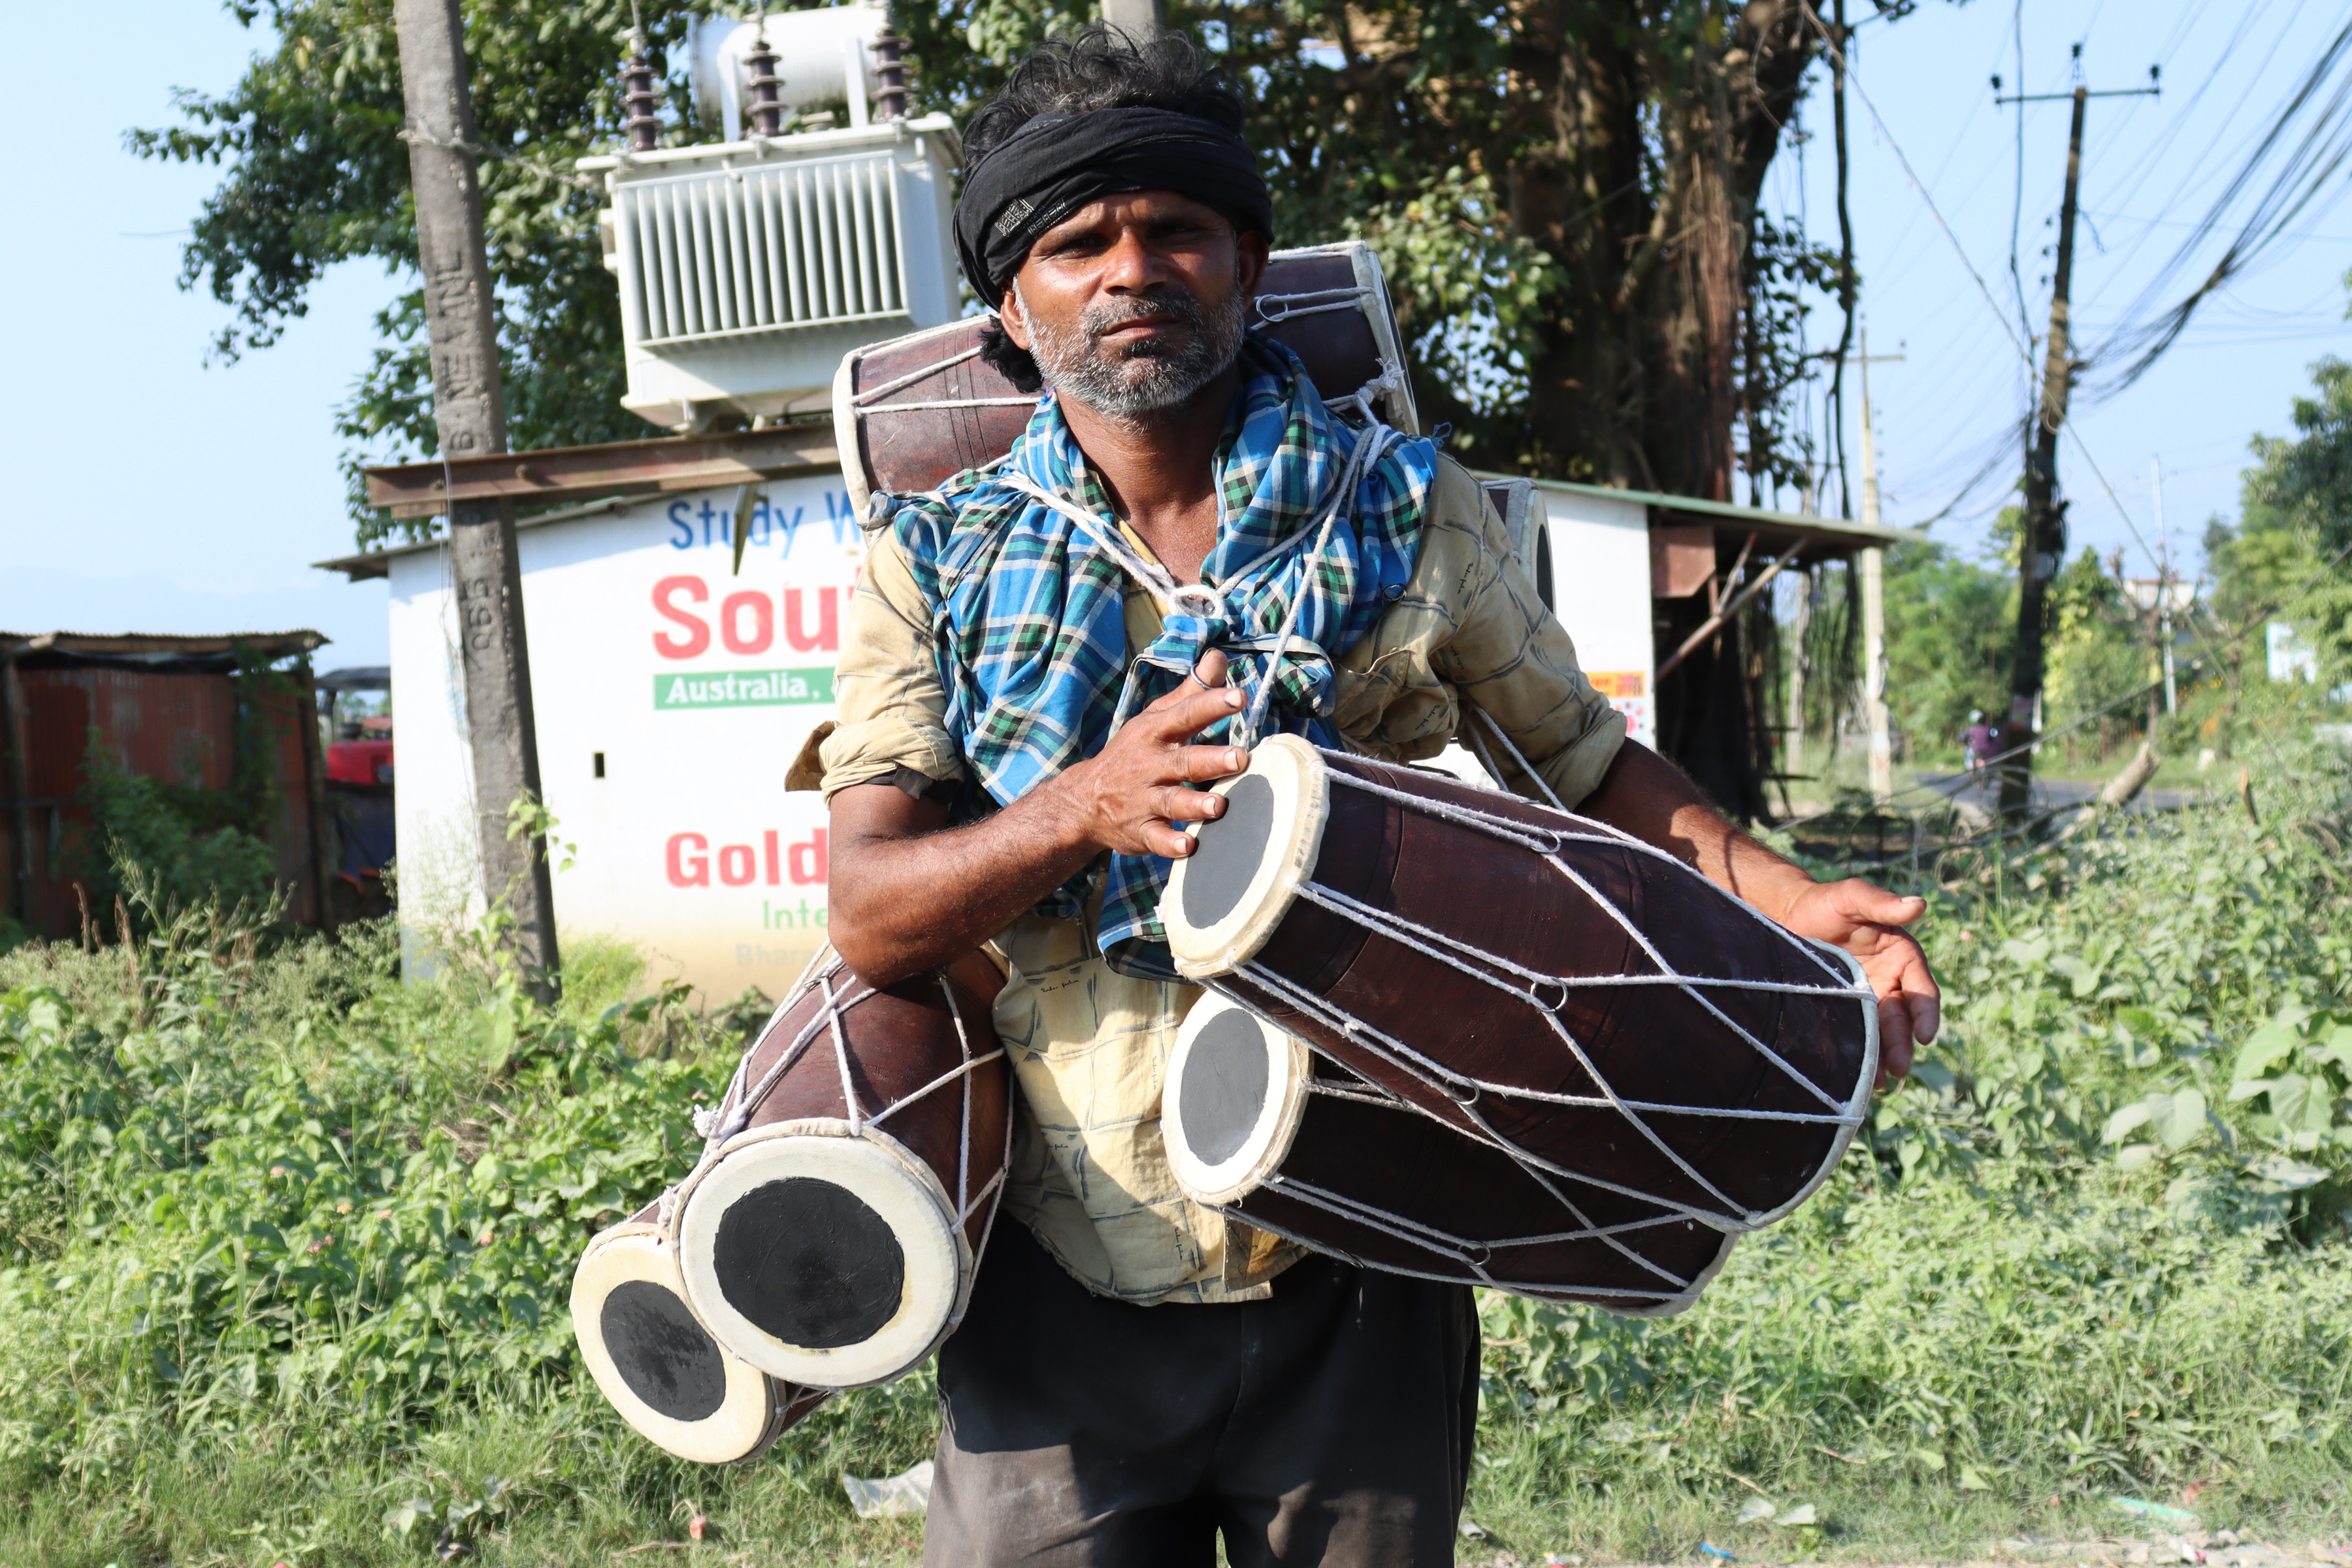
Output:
[998,189,1270,422]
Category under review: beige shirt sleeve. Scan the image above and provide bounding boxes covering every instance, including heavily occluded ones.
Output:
[815,529,966,800]
[1331,457,1626,810]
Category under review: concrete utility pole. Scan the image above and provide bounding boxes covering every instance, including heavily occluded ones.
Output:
[1995,56,2159,825]
[2153,459,2178,715]
[393,0,561,992]
[1100,0,1165,41]
[1852,326,1903,802]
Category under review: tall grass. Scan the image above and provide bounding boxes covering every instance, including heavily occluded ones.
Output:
[0,737,2346,1565]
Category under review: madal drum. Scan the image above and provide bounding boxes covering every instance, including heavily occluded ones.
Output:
[1157,735,1878,1314]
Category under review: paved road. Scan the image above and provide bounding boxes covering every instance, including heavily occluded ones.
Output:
[1915,770,2196,815]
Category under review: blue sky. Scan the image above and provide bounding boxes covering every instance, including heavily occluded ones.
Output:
[1788,0,2352,581]
[4,4,403,667]
[6,0,2346,670]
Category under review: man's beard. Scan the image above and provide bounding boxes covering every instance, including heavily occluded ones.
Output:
[1015,280,1247,423]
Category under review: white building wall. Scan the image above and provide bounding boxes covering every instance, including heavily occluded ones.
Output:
[1535,482,1656,750]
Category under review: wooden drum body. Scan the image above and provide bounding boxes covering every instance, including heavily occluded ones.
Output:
[570,1201,828,1463]
[1158,736,1877,1314]
[674,951,1009,1389]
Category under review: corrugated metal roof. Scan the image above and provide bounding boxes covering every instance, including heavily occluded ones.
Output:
[2,630,326,659]
[1522,478,1928,547]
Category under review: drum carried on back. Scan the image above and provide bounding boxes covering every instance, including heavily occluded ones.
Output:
[1158,735,1878,1315]
[834,240,1419,511]
[572,948,1011,1458]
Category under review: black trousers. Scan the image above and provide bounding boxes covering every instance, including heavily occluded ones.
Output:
[923,1222,1480,1567]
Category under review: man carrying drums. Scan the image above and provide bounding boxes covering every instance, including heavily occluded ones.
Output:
[817,25,1939,1567]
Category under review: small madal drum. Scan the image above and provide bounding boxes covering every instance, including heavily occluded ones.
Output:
[1164,996,1738,1315]
[570,1201,829,1463]
[674,950,1009,1389]
[1158,734,1878,1309]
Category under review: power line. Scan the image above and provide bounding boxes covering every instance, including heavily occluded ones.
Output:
[1799,0,2034,368]
[2084,12,2352,395]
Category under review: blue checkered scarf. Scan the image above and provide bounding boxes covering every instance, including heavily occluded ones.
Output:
[874,334,1433,977]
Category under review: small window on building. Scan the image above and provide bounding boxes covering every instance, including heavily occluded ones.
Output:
[593,751,606,779]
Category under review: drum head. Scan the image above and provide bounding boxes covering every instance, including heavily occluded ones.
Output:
[1164,735,1330,978]
[570,1223,788,1465]
[1165,995,1313,1206]
[675,1122,966,1389]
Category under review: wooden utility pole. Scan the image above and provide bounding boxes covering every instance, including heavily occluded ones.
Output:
[1849,327,1903,802]
[1995,59,2159,824]
[392,0,561,992]
[1998,82,2085,823]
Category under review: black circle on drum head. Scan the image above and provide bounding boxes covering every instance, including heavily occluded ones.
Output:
[1180,1008,1271,1167]
[602,1279,729,1423]
[1184,774,1277,930]
[713,1178,906,1350]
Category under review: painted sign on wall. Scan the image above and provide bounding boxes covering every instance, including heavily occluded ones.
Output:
[389,474,862,1002]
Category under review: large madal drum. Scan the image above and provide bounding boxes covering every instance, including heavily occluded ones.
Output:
[1157,734,1877,1310]
[1162,994,1739,1314]
[672,950,1009,1389]
[833,240,1420,515]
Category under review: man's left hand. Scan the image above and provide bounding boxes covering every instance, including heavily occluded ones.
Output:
[1773,878,1940,1086]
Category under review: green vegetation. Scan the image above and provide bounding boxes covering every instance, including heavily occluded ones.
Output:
[2,729,2348,1565]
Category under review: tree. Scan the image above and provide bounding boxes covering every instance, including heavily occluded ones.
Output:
[1880,538,2010,768]
[2227,351,2352,683]
[130,0,702,549]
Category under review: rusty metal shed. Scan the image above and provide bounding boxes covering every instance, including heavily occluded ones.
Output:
[1,630,336,940]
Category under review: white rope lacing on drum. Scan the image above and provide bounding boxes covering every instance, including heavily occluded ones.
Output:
[1232,1201,1707,1310]
[956,1166,1009,1227]
[1263,1169,1703,1258]
[860,397,1045,414]
[853,342,985,404]
[1252,286,1369,324]
[851,345,1044,416]
[1465,703,1567,813]
[1296,881,1873,1028]
[695,962,881,1148]
[864,1049,1009,1137]
[822,972,862,1137]
[1230,960,1730,1280]
[1315,747,1867,1001]
[943,973,973,1224]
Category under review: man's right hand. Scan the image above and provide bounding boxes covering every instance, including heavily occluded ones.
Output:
[829,650,1254,986]
[1046,649,1253,858]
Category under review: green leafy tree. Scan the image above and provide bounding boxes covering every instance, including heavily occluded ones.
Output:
[138,0,1879,527]
[141,0,1934,811]
[129,0,710,549]
[2221,348,2352,683]
[1881,538,2011,767]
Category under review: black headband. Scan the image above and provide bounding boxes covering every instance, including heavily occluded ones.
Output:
[953,106,1274,303]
